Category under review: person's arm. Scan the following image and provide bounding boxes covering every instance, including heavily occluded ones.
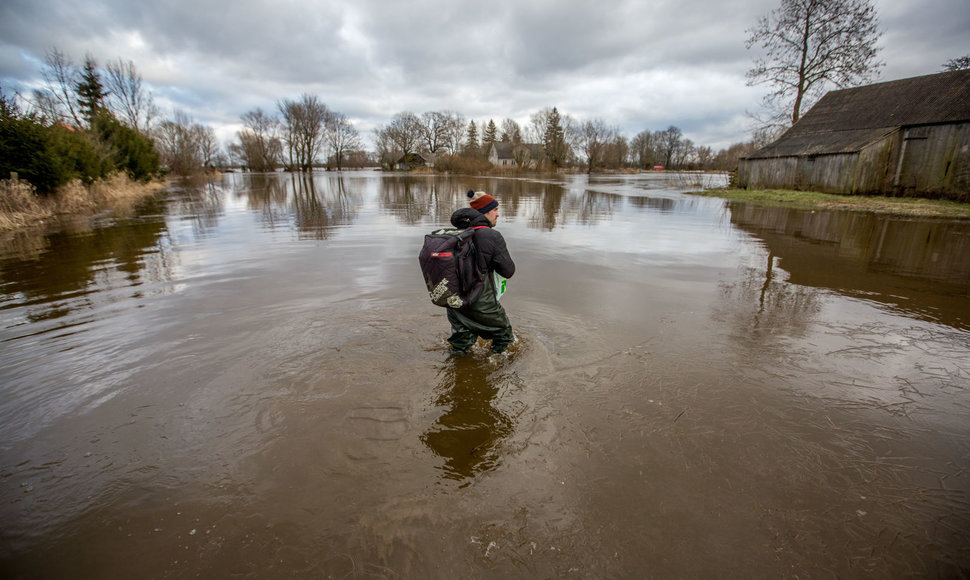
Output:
[488,231,516,279]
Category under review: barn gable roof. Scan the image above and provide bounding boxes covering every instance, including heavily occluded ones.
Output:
[747,69,970,159]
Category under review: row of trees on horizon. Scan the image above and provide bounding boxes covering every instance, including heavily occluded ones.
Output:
[4,0,968,195]
[371,108,767,174]
[2,47,772,194]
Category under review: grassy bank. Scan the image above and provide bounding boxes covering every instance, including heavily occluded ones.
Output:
[690,188,970,219]
[0,174,165,231]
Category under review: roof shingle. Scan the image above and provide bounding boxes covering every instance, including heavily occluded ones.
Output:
[747,69,970,159]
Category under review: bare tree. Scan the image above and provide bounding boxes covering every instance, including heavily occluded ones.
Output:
[278,93,329,171]
[441,110,467,154]
[377,111,423,167]
[238,108,281,171]
[673,138,696,168]
[695,145,714,170]
[657,126,684,168]
[942,55,970,71]
[325,111,363,170]
[630,130,658,169]
[751,124,787,148]
[712,141,759,171]
[104,58,158,134]
[419,111,449,156]
[196,124,220,169]
[36,47,82,126]
[528,108,553,145]
[746,0,883,125]
[156,111,203,175]
[30,89,61,123]
[574,118,614,174]
[372,125,395,169]
[603,134,630,169]
[500,118,522,144]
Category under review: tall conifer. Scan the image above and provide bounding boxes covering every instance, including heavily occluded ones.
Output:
[75,55,107,127]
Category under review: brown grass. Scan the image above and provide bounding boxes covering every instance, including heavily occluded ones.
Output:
[0,173,165,231]
[0,178,52,230]
[691,188,970,219]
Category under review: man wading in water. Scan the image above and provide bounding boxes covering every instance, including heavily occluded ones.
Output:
[447,190,516,355]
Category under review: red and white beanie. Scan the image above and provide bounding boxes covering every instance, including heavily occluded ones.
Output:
[467,189,498,214]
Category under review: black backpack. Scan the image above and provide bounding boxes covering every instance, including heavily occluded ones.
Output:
[419,226,488,308]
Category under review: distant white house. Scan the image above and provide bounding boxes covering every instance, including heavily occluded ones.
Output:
[487,142,545,168]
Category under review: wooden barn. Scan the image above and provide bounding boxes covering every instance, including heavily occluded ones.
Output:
[737,70,970,202]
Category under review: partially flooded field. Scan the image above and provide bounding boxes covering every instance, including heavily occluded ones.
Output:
[1,172,968,577]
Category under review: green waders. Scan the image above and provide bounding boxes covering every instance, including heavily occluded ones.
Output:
[446,275,514,353]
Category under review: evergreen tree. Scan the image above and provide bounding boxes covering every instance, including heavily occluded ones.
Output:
[1,92,60,193]
[544,107,567,167]
[464,120,479,155]
[75,55,107,128]
[1,85,111,192]
[483,119,498,149]
[92,112,160,181]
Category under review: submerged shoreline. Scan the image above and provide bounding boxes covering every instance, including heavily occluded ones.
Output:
[689,188,970,219]
[0,174,166,231]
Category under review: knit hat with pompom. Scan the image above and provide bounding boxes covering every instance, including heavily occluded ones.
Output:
[467,189,498,214]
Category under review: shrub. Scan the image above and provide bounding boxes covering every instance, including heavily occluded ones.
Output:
[0,110,62,194]
[433,154,493,175]
[92,113,160,181]
[1,99,157,195]
[48,125,113,186]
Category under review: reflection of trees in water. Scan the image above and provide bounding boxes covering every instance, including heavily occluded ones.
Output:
[0,196,175,321]
[377,177,625,230]
[374,176,702,231]
[247,173,289,230]
[421,358,514,485]
[627,196,675,213]
[233,172,361,238]
[716,250,823,346]
[515,184,619,231]
[288,174,361,240]
[378,175,493,225]
[576,189,619,224]
[379,177,438,225]
[167,178,226,238]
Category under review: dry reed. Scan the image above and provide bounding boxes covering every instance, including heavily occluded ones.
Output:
[0,173,165,231]
[0,178,52,230]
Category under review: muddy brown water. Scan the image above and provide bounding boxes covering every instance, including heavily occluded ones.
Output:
[1,172,968,578]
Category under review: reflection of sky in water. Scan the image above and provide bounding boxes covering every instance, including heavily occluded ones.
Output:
[502,186,742,270]
[4,171,964,329]
[2,170,969,463]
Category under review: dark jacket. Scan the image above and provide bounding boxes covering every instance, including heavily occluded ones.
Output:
[450,208,515,280]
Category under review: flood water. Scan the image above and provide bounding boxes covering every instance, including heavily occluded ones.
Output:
[1,172,968,578]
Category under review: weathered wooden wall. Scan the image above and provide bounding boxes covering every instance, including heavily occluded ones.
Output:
[738,122,970,202]
[895,123,970,199]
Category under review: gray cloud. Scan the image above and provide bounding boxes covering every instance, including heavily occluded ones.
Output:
[1,0,966,150]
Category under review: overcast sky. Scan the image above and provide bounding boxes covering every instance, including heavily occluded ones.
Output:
[1,0,967,150]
